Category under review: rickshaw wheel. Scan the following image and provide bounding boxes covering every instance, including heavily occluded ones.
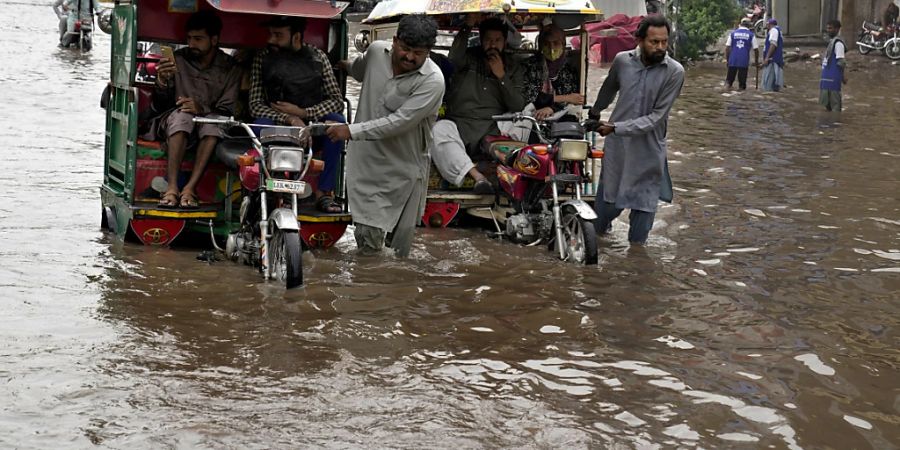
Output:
[270,228,303,289]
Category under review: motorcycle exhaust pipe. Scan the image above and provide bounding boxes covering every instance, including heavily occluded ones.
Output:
[856,41,876,49]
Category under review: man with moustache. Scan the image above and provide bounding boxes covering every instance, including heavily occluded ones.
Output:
[430,16,526,194]
[249,16,346,213]
[588,14,684,245]
[153,10,241,208]
[327,14,444,257]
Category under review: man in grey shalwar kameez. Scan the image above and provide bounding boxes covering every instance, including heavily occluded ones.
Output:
[589,15,684,244]
[328,15,445,257]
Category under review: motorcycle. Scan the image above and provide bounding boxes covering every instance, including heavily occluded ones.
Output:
[192,116,326,289]
[61,16,94,51]
[745,1,767,38]
[488,113,602,265]
[857,20,898,56]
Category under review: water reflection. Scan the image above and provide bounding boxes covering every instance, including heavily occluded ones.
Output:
[2,1,900,447]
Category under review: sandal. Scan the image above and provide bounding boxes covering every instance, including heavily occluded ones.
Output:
[158,191,178,208]
[179,191,199,209]
[315,195,343,213]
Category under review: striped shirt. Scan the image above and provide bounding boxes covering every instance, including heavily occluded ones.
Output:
[249,44,343,124]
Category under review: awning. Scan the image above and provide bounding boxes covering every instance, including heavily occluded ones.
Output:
[205,0,349,19]
[363,0,600,25]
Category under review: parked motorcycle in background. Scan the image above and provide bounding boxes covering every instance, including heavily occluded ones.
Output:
[857,20,900,60]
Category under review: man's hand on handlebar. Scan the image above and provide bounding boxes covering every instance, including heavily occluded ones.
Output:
[598,122,615,137]
[325,124,351,142]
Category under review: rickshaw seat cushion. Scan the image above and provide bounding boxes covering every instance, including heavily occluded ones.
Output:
[216,139,251,170]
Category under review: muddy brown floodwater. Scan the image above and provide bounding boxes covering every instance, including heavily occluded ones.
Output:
[1,2,898,448]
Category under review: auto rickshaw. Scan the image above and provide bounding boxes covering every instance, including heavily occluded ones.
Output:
[100,0,353,253]
[356,0,606,263]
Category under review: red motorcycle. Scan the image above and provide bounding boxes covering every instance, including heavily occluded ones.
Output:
[488,114,602,265]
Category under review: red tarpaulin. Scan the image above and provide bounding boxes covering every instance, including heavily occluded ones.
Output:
[572,14,642,64]
[205,0,347,19]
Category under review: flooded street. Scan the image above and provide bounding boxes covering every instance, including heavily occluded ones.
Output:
[2,1,899,447]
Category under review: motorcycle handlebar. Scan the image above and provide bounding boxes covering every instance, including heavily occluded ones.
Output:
[191,116,329,136]
[491,113,522,122]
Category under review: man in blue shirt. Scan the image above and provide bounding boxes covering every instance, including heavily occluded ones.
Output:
[819,20,847,111]
[725,19,759,90]
[761,18,784,92]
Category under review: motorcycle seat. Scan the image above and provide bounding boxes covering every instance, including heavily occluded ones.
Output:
[863,21,883,32]
[550,122,585,139]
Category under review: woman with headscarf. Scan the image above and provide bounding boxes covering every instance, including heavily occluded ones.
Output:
[522,23,585,122]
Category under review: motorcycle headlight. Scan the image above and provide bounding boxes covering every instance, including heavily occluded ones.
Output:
[558,139,590,161]
[268,147,305,172]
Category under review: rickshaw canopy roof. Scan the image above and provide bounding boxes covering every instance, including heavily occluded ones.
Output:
[363,0,601,25]
[204,0,348,19]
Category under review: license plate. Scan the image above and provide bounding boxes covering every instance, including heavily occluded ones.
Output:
[266,179,306,194]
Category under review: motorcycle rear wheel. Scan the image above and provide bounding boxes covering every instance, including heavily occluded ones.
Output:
[858,34,874,55]
[885,39,900,60]
[560,212,598,265]
[269,228,303,288]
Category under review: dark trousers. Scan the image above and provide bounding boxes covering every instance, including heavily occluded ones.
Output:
[252,113,345,192]
[592,184,656,244]
[726,66,749,90]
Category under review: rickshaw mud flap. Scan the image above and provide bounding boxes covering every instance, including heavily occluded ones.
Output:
[269,208,300,231]
[130,219,186,246]
[300,222,349,249]
[562,200,597,221]
[423,202,460,228]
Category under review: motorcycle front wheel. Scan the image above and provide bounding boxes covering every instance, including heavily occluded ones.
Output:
[858,34,874,54]
[560,212,598,265]
[885,39,900,60]
[269,228,303,288]
[754,20,766,39]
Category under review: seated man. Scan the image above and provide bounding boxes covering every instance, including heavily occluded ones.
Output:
[249,16,345,213]
[523,23,584,122]
[152,11,241,208]
[431,16,526,194]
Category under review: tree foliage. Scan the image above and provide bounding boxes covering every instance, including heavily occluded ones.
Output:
[672,0,741,61]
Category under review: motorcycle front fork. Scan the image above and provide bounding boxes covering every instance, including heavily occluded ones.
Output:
[257,189,299,281]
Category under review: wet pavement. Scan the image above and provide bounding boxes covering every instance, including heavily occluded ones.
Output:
[1,1,899,448]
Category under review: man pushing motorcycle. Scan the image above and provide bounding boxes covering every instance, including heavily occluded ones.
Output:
[588,14,684,245]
